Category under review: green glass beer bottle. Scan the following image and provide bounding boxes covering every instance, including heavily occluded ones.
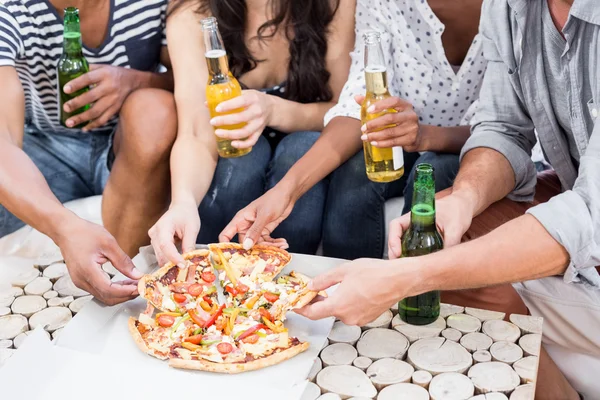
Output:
[58,7,90,128]
[398,163,443,325]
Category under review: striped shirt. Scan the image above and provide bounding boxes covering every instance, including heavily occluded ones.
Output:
[0,0,168,135]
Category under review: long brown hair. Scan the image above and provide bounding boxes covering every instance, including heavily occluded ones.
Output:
[169,0,340,103]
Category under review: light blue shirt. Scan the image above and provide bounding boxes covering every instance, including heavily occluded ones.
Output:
[461,0,600,289]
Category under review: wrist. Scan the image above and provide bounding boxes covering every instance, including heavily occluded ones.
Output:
[391,255,440,298]
[47,208,83,247]
[170,193,198,210]
[263,93,278,128]
[450,185,480,219]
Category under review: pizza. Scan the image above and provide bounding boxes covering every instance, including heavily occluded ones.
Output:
[130,243,320,373]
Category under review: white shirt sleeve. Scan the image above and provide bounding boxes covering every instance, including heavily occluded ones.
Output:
[324,1,397,126]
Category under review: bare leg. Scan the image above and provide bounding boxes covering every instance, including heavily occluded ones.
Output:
[536,346,580,400]
[102,88,177,256]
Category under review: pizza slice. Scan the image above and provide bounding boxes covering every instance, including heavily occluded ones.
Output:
[208,243,291,288]
[168,313,309,373]
[138,249,219,313]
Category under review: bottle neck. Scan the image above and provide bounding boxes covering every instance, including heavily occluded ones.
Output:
[205,50,231,84]
[410,203,437,231]
[410,165,437,230]
[63,32,83,57]
[365,67,389,96]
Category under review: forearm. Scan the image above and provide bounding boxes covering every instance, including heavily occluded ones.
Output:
[400,214,568,297]
[452,147,515,217]
[420,125,470,154]
[169,135,218,207]
[268,96,335,133]
[278,116,362,202]
[0,139,76,240]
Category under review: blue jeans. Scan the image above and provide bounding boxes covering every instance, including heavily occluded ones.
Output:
[197,131,325,254]
[402,152,460,214]
[0,127,112,237]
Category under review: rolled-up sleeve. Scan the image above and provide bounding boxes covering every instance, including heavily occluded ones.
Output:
[324,1,396,126]
[527,125,600,288]
[460,4,538,202]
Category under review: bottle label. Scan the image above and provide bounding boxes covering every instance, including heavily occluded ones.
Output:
[393,147,404,171]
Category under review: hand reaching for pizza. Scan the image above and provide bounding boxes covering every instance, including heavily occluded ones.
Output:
[55,217,143,305]
[295,258,408,326]
[219,187,292,250]
[149,199,201,267]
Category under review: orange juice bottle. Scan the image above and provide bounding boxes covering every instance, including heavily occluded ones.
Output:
[202,17,251,158]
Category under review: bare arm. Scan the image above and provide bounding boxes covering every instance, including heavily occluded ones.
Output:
[0,67,73,237]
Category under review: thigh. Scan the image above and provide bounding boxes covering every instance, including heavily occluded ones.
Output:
[402,152,460,214]
[0,130,95,237]
[198,136,272,243]
[268,131,326,254]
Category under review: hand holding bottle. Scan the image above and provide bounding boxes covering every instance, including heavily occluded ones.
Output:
[62,64,140,131]
[209,89,274,149]
[355,94,423,152]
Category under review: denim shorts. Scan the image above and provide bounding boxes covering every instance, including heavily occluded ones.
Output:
[0,126,114,237]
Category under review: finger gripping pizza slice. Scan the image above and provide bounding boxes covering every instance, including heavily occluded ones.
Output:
[138,249,219,313]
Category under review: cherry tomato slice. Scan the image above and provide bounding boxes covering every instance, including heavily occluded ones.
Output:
[217,342,233,354]
[242,334,259,344]
[225,285,238,296]
[188,283,204,297]
[202,296,213,305]
[264,292,280,303]
[201,271,216,283]
[259,307,273,322]
[236,283,249,294]
[184,334,203,345]
[173,293,187,303]
[157,315,175,327]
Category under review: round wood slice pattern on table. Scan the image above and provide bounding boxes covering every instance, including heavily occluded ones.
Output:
[29,307,72,332]
[10,287,24,298]
[352,356,372,371]
[317,393,342,400]
[508,315,543,335]
[0,315,28,340]
[518,334,541,357]
[392,316,446,343]
[429,372,475,400]
[321,343,358,367]
[482,320,521,343]
[13,330,51,349]
[0,293,14,308]
[43,263,68,282]
[69,295,93,314]
[0,307,11,317]
[440,303,465,318]
[356,328,409,361]
[51,327,64,341]
[53,275,88,298]
[469,393,509,400]
[0,339,12,349]
[377,383,429,400]
[411,370,432,389]
[329,321,362,346]
[362,310,393,330]
[460,332,493,353]
[48,296,74,308]
[509,384,534,400]
[442,328,463,342]
[390,302,398,316]
[468,362,520,395]
[407,337,473,375]
[465,307,506,322]
[301,382,322,400]
[316,365,377,399]
[10,269,40,288]
[309,357,323,382]
[366,358,414,390]
[447,314,482,334]
[490,341,523,365]
[43,291,58,300]
[11,295,47,318]
[473,350,492,364]
[512,356,538,384]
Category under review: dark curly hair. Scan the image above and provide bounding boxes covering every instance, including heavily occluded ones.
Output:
[169,0,340,103]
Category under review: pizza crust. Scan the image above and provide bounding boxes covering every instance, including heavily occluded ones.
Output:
[168,341,309,373]
[127,317,169,361]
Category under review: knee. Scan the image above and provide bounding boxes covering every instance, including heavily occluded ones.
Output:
[269,131,320,173]
[330,151,384,202]
[118,88,177,164]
